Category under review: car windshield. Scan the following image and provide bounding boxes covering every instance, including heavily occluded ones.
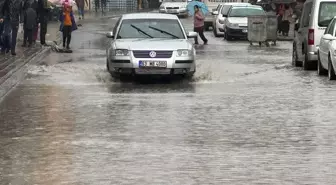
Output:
[117,19,185,39]
[228,6,265,17]
[318,2,336,27]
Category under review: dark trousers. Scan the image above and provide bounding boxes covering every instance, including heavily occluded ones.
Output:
[194,26,207,44]
[0,21,11,52]
[23,28,33,46]
[62,25,72,48]
[277,15,283,33]
[11,22,19,54]
[94,0,100,12]
[282,20,290,35]
[40,22,48,45]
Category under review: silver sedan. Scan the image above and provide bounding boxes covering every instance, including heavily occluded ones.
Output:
[106,13,197,78]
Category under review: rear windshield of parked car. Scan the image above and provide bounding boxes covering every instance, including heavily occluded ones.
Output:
[228,6,265,17]
[318,2,336,27]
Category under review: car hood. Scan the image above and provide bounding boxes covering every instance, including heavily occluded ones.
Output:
[227,17,248,26]
[114,39,192,50]
[162,2,187,7]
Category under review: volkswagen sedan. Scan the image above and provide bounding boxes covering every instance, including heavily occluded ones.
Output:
[106,13,197,78]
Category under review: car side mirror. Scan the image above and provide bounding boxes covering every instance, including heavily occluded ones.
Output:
[212,11,218,15]
[294,23,300,31]
[187,31,197,38]
[222,14,227,17]
[106,31,114,38]
[322,34,336,41]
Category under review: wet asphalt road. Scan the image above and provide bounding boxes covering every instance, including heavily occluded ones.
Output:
[1,16,336,185]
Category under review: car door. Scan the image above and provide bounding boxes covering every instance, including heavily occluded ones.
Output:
[297,1,313,61]
[320,19,336,65]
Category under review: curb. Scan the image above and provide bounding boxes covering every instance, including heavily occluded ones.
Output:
[0,47,51,101]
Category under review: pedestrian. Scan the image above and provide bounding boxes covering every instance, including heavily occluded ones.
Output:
[75,0,88,20]
[101,0,106,13]
[193,5,208,45]
[59,4,77,49]
[94,0,100,12]
[37,0,51,46]
[0,0,23,56]
[22,1,37,47]
[282,4,292,36]
[277,4,285,35]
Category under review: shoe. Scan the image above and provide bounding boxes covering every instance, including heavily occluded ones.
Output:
[22,44,26,47]
[66,46,70,50]
[204,41,208,45]
[28,44,32,48]
[11,52,16,56]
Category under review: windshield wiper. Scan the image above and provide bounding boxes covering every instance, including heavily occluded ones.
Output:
[148,26,180,39]
[130,24,153,38]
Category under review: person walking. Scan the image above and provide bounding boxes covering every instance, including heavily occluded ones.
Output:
[59,4,77,50]
[94,0,100,12]
[22,1,37,47]
[75,0,88,19]
[282,4,293,36]
[277,4,285,35]
[193,5,207,45]
[37,0,50,46]
[0,0,23,55]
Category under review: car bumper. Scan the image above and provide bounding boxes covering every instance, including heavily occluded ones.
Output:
[307,46,318,61]
[226,27,248,38]
[108,57,196,75]
[159,9,188,16]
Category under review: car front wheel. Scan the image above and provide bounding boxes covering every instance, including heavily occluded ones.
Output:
[328,55,336,80]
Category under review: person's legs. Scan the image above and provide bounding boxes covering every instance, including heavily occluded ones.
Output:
[11,22,19,55]
[198,26,208,44]
[22,27,28,46]
[27,29,33,46]
[65,26,72,49]
[62,27,67,48]
[193,27,199,44]
[40,22,48,45]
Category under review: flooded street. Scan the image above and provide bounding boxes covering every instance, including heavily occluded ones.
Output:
[1,16,336,184]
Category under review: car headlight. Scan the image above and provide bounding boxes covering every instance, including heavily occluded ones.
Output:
[227,22,240,28]
[181,5,186,8]
[112,49,129,56]
[177,49,192,57]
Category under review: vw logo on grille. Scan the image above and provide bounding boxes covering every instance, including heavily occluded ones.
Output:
[149,51,156,58]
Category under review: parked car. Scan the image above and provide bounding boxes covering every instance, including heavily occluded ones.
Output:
[223,4,265,40]
[292,0,336,70]
[106,13,197,78]
[204,5,219,31]
[317,16,336,80]
[159,0,189,18]
[211,2,251,37]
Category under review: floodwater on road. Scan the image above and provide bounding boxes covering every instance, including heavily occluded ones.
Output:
[1,16,336,185]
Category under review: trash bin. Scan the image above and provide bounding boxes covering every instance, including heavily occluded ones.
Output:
[248,15,267,46]
[266,15,278,45]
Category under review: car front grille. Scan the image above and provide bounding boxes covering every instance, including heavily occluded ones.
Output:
[166,7,179,9]
[132,50,173,58]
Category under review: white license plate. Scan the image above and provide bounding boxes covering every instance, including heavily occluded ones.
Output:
[242,29,248,33]
[139,61,167,68]
[168,9,177,13]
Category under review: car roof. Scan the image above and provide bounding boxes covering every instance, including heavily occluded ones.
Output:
[230,4,262,8]
[223,2,251,5]
[122,13,179,20]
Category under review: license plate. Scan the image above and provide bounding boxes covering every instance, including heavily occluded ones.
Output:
[242,29,248,33]
[168,9,177,13]
[139,61,167,68]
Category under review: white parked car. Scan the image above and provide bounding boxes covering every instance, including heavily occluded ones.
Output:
[292,0,336,70]
[211,2,251,37]
[317,17,336,80]
[159,0,189,18]
[223,4,265,40]
[106,13,197,78]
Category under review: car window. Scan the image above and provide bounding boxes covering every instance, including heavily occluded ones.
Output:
[318,2,336,27]
[221,5,231,15]
[117,19,185,39]
[228,6,265,17]
[302,2,312,27]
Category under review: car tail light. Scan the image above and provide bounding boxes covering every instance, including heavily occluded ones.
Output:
[308,29,314,45]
